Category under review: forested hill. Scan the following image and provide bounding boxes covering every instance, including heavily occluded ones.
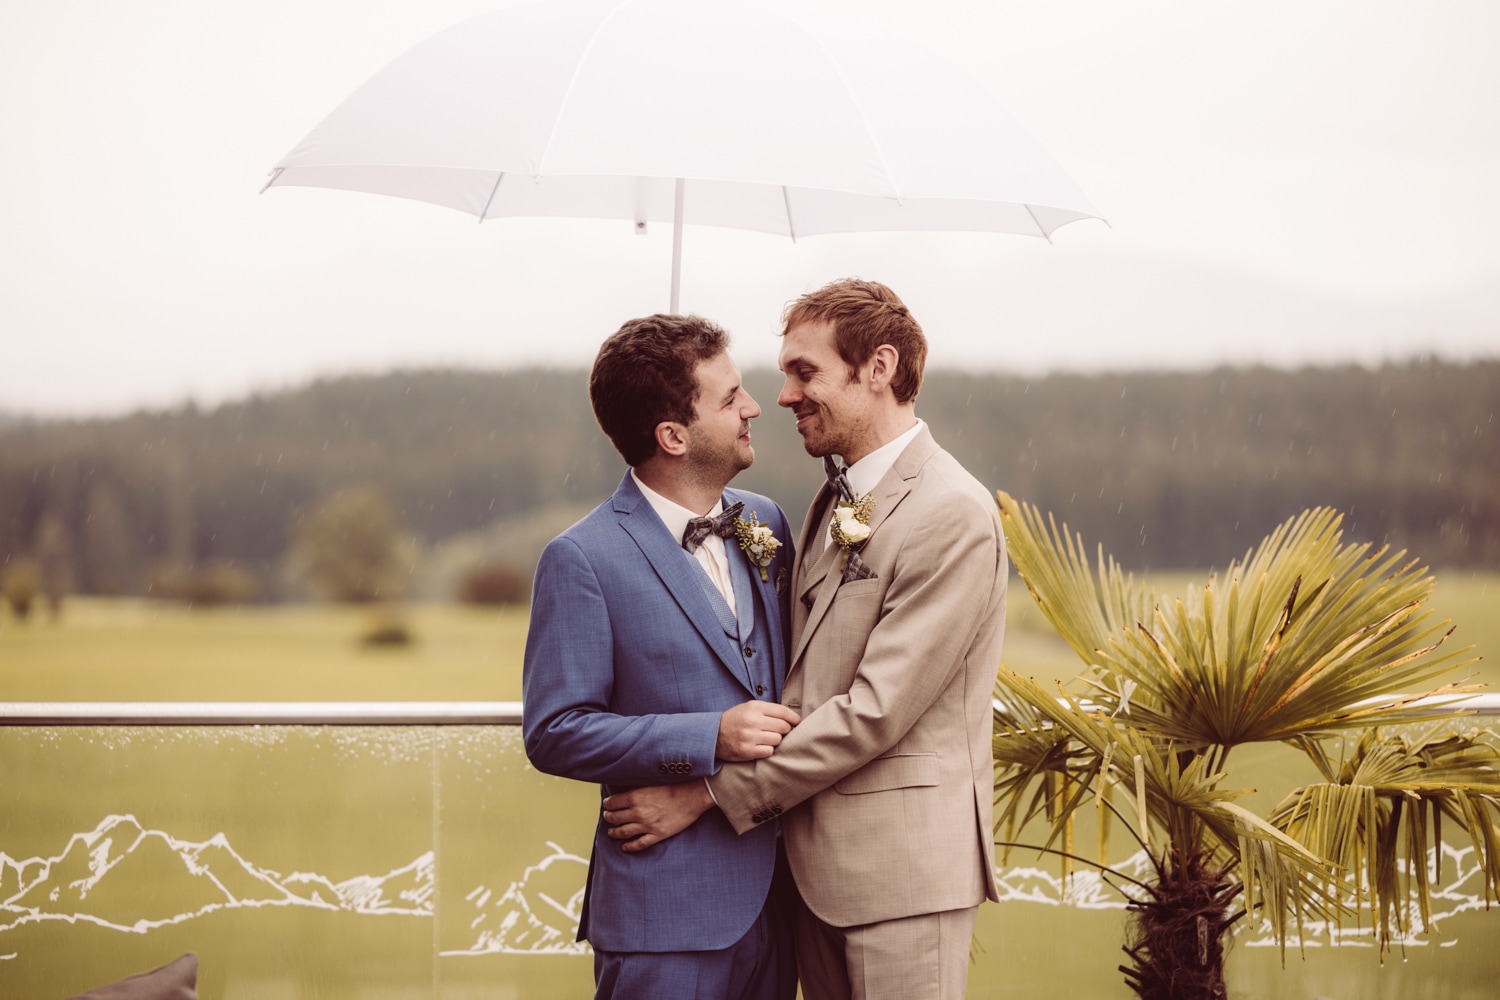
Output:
[1,359,1495,596]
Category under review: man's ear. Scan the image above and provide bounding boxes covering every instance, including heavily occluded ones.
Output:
[866,344,900,394]
[654,420,690,458]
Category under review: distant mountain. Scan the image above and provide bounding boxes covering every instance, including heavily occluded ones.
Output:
[0,814,431,935]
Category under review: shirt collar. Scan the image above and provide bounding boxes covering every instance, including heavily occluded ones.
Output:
[844,419,923,499]
[631,469,724,545]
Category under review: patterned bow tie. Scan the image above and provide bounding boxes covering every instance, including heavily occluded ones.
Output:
[682,500,745,552]
[823,455,855,503]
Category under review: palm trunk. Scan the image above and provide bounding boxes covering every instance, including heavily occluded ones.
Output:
[1119,849,1238,1000]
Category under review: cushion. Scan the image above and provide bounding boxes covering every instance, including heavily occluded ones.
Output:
[66,953,198,1000]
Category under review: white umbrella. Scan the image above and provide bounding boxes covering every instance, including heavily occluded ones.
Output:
[264,0,1105,312]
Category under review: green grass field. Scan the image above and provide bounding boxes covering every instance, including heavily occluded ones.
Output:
[0,601,529,702]
[4,569,1491,701]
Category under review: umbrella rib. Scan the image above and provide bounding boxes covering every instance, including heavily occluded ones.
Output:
[535,0,636,177]
[1024,204,1053,244]
[781,186,798,242]
[258,168,284,195]
[478,172,506,222]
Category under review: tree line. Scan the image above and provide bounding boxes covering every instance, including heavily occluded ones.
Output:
[0,358,1494,602]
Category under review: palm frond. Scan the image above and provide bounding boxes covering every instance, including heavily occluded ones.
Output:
[996,493,1480,750]
[995,497,1155,666]
[1270,727,1500,953]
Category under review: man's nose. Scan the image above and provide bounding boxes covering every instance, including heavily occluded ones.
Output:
[743,391,762,420]
[777,378,798,409]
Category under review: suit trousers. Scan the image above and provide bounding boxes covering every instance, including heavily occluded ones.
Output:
[593,843,798,1000]
[795,896,979,1000]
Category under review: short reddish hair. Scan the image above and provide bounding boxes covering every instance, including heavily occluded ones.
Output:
[781,279,926,403]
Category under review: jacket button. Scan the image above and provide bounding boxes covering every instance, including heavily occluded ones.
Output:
[744,646,755,657]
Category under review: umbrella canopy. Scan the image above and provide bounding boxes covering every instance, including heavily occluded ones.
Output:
[265,0,1104,310]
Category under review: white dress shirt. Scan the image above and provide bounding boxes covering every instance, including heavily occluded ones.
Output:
[632,469,737,616]
[824,419,925,549]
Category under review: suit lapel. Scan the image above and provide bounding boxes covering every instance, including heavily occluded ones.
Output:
[613,476,752,690]
[789,429,938,671]
[793,484,835,592]
[789,485,837,669]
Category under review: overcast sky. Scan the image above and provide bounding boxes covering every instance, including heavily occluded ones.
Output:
[3,0,1497,418]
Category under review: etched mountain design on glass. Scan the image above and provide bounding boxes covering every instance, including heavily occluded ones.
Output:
[992,846,1488,947]
[0,813,432,934]
[443,841,588,956]
[4,815,1481,960]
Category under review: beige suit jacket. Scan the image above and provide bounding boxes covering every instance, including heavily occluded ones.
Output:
[708,426,1007,927]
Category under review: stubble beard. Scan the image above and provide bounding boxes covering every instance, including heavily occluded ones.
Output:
[799,434,831,459]
[795,412,844,460]
[689,427,754,489]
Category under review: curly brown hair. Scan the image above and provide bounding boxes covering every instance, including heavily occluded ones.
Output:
[589,314,730,467]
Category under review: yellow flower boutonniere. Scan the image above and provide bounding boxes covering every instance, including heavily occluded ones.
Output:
[829,494,876,570]
[734,512,782,582]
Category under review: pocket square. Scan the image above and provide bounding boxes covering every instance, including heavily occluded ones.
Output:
[840,550,877,584]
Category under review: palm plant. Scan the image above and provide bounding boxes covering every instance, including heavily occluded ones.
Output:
[991,494,1500,999]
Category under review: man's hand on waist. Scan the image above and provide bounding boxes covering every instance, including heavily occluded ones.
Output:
[602,782,716,853]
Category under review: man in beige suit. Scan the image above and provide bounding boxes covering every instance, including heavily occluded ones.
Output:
[603,279,1007,999]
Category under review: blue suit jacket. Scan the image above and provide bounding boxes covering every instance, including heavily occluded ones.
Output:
[522,472,794,953]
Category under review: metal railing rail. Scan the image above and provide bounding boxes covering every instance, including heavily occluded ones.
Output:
[2,695,1496,726]
[0,701,525,726]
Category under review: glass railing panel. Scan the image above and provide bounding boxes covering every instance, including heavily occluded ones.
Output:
[973,734,1500,999]
[434,724,596,998]
[3,714,1499,998]
[2,724,447,999]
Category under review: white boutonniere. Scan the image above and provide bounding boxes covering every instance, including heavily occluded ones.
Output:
[734,512,782,582]
[829,494,877,570]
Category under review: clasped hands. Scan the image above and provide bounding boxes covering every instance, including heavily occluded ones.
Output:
[601,700,799,853]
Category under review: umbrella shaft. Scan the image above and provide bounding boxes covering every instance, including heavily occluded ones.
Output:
[670,178,684,314]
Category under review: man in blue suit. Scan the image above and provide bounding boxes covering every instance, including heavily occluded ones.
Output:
[523,313,801,999]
